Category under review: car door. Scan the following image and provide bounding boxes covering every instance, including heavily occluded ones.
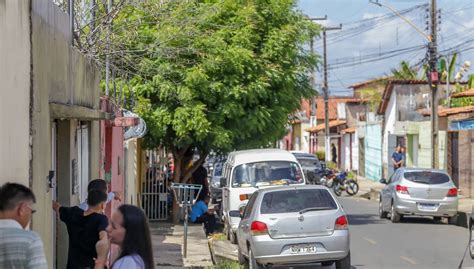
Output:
[237,192,258,256]
[382,170,399,210]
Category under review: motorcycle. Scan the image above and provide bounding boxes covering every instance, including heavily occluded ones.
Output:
[332,171,359,196]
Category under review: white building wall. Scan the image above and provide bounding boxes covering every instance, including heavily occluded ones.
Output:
[352,132,359,171]
[382,92,397,177]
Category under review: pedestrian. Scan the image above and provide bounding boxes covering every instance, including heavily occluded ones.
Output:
[53,190,109,269]
[0,182,47,269]
[190,195,217,236]
[95,204,154,269]
[392,145,403,171]
[192,165,209,199]
[331,143,338,164]
[400,146,407,167]
[79,179,121,211]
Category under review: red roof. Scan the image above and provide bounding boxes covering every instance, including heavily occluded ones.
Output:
[418,106,474,116]
[315,97,359,120]
[451,89,474,98]
[305,120,346,133]
[341,126,357,134]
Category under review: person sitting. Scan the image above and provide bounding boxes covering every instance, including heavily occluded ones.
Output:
[189,195,217,236]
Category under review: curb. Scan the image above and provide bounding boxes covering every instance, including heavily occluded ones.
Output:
[209,239,239,265]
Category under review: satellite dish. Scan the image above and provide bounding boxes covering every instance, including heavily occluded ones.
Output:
[123,110,147,140]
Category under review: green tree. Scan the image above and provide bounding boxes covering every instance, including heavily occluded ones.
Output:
[390,61,418,80]
[110,0,319,221]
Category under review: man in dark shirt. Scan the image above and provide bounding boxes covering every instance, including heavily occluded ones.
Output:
[53,190,108,269]
[392,146,403,171]
[193,165,209,199]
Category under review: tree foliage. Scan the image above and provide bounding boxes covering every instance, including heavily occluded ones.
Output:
[109,0,319,183]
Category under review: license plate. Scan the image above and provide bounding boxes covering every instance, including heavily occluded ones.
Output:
[290,244,316,254]
[418,203,437,210]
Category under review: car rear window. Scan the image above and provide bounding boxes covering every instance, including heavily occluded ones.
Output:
[404,171,450,185]
[260,189,337,214]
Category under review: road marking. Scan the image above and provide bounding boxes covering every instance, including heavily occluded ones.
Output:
[400,256,417,265]
[363,237,377,245]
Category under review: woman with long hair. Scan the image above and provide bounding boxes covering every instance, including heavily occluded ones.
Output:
[95,204,154,269]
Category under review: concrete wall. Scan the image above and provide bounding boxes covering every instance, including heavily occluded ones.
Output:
[125,139,139,205]
[382,91,397,177]
[0,0,31,186]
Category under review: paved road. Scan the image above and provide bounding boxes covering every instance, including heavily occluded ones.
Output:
[276,196,471,269]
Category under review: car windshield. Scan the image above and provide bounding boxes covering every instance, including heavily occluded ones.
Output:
[297,158,321,169]
[231,161,303,188]
[260,189,337,214]
[404,171,450,185]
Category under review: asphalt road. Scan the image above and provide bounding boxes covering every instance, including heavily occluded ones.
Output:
[275,196,472,269]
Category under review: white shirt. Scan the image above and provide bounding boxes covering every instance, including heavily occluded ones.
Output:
[0,219,47,269]
[79,192,115,210]
[112,255,145,269]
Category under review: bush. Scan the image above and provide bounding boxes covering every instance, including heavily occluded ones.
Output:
[206,260,243,269]
[315,151,325,161]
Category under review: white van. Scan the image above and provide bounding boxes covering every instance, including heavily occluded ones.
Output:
[220,149,306,243]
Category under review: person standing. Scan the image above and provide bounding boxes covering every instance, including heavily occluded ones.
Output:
[79,179,121,211]
[400,146,407,167]
[331,143,338,164]
[95,204,154,269]
[0,182,47,269]
[392,146,403,171]
[53,190,109,269]
[192,165,209,199]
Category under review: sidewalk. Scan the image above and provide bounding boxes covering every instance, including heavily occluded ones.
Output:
[151,222,213,269]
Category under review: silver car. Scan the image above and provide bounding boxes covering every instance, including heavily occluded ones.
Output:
[236,185,351,269]
[379,168,459,223]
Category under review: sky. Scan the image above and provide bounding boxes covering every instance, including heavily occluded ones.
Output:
[297,0,474,96]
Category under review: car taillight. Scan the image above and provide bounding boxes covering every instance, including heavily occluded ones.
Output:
[396,185,409,194]
[447,188,458,197]
[250,221,268,236]
[335,215,348,230]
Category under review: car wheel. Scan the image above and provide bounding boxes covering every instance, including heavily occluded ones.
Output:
[335,251,351,269]
[391,203,401,223]
[448,214,459,226]
[248,248,263,269]
[321,261,335,266]
[238,245,246,265]
[379,196,388,219]
[433,216,442,222]
[229,230,238,244]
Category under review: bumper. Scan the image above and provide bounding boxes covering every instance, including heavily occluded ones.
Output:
[394,196,458,217]
[251,230,350,265]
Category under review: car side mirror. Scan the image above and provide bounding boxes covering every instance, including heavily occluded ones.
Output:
[220,177,226,188]
[379,178,387,184]
[239,204,246,219]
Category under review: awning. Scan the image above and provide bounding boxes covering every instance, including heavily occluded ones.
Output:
[50,103,112,120]
[341,126,356,134]
[305,120,346,133]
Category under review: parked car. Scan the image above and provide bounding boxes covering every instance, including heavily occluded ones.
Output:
[291,151,322,184]
[221,149,306,244]
[209,161,224,203]
[379,168,459,224]
[236,185,351,269]
[470,207,474,258]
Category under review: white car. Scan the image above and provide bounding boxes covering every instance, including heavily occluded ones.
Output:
[220,149,306,244]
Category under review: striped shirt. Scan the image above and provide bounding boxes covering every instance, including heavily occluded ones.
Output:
[0,219,47,269]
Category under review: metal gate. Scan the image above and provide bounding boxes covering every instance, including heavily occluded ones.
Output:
[140,164,169,221]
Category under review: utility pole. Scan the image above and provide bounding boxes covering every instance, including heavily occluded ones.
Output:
[308,16,327,154]
[369,0,438,168]
[322,24,342,162]
[428,0,439,169]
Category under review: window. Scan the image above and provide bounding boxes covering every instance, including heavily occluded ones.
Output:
[243,193,258,219]
[260,189,337,214]
[231,161,303,188]
[404,171,450,185]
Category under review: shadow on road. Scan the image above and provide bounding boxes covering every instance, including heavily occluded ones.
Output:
[347,213,386,225]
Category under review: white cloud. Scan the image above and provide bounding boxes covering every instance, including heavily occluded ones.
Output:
[362,12,384,20]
